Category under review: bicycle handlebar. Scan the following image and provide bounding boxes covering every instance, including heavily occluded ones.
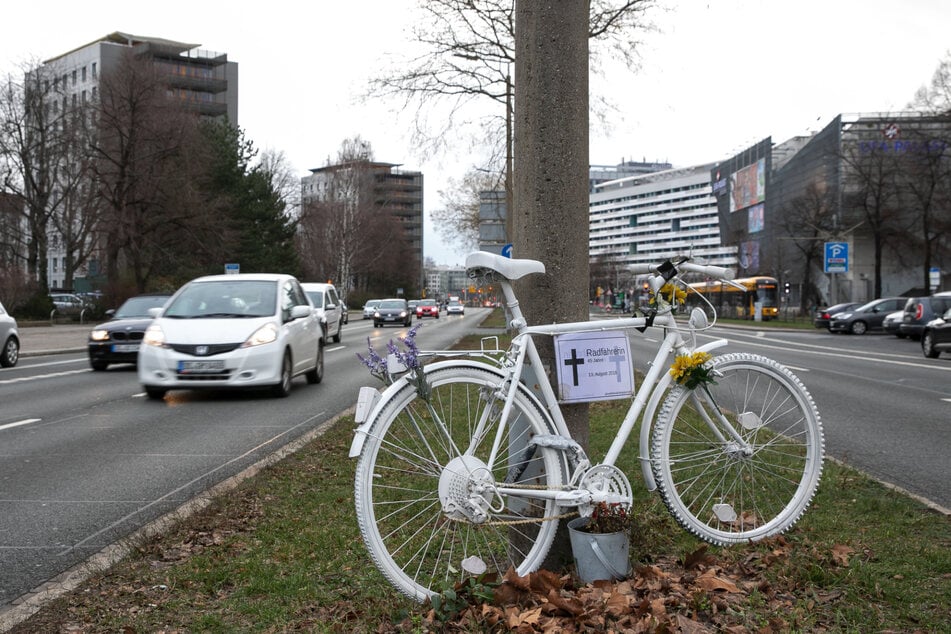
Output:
[630,261,734,281]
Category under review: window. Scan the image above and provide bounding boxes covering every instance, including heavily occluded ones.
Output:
[71,70,77,85]
[81,66,86,81]
[92,62,97,78]
[52,258,58,272]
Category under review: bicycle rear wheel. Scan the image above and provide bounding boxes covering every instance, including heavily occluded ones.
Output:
[354,364,566,601]
[652,353,824,544]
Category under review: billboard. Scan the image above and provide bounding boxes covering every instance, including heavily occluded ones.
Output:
[730,158,766,212]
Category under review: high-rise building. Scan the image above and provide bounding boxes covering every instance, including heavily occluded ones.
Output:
[302,161,424,292]
[589,163,737,273]
[38,32,238,290]
[43,31,238,122]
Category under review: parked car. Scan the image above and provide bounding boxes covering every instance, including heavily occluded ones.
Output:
[363,299,382,320]
[302,282,344,343]
[898,292,951,340]
[0,300,19,367]
[50,292,86,314]
[416,299,440,319]
[373,298,412,327]
[813,302,860,330]
[138,273,322,400]
[446,299,465,316]
[87,293,172,371]
[828,297,906,335]
[921,307,951,358]
[882,310,905,337]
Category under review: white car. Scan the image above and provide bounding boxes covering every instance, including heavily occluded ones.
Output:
[302,282,344,343]
[363,299,382,320]
[138,273,323,400]
[446,299,465,315]
[1,300,19,367]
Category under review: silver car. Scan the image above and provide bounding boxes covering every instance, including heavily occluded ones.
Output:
[0,300,19,367]
[138,273,323,400]
[302,282,344,343]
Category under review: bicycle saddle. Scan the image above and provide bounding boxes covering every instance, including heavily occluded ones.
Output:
[465,251,546,280]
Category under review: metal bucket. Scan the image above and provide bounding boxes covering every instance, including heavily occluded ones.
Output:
[567,516,631,584]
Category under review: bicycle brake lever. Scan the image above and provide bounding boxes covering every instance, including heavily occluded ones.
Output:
[636,309,657,332]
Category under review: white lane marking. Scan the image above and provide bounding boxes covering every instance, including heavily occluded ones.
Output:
[698,332,951,373]
[0,369,90,385]
[784,365,810,372]
[0,418,41,432]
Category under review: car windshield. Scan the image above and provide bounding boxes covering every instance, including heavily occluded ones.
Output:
[379,300,405,309]
[114,296,169,318]
[305,290,324,308]
[420,300,436,307]
[164,280,277,318]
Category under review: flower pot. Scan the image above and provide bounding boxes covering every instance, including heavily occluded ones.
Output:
[567,516,631,584]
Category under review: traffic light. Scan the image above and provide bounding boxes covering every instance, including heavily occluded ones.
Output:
[784,282,791,294]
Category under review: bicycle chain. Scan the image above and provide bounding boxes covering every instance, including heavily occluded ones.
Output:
[448,482,579,527]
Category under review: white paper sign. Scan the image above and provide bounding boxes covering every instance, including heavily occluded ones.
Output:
[553,331,634,403]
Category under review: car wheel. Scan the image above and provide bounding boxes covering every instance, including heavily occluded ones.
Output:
[850,321,867,335]
[895,332,907,339]
[922,331,940,358]
[374,322,381,328]
[144,386,167,400]
[306,340,324,384]
[1,336,19,367]
[272,351,293,397]
[90,359,109,371]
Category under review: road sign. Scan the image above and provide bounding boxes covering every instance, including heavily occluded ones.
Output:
[501,243,513,258]
[930,267,940,291]
[224,263,240,275]
[824,242,848,273]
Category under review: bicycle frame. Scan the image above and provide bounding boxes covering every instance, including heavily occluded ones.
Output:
[486,273,728,496]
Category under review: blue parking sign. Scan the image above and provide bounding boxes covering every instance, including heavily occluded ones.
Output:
[824,242,848,273]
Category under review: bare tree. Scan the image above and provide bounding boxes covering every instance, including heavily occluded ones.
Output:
[90,51,212,293]
[365,0,657,162]
[777,182,838,309]
[840,141,906,298]
[298,137,416,299]
[431,169,501,254]
[909,51,951,112]
[0,62,79,290]
[892,121,951,292]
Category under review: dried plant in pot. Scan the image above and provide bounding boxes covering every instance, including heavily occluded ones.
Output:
[568,502,633,583]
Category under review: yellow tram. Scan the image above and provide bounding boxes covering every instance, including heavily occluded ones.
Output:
[686,276,780,320]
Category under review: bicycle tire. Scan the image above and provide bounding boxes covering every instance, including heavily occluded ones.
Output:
[652,353,824,544]
[354,364,567,601]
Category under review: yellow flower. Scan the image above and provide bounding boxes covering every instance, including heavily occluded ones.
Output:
[670,351,714,388]
[649,283,686,307]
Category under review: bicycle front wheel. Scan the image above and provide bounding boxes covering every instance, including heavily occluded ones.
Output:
[652,353,824,544]
[354,364,566,601]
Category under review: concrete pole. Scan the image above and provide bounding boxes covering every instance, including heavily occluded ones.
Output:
[514,1,590,568]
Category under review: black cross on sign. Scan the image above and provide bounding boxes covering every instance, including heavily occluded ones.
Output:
[564,348,585,386]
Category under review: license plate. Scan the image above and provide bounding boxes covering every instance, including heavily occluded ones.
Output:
[111,343,140,353]
[178,360,225,373]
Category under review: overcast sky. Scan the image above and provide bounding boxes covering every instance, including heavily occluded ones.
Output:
[2,1,948,266]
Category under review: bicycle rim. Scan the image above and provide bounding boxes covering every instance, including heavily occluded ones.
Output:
[354,365,565,601]
[652,353,824,544]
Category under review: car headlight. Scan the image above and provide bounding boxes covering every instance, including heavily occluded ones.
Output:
[399,311,407,317]
[90,329,110,342]
[143,324,166,347]
[374,311,381,318]
[242,322,279,348]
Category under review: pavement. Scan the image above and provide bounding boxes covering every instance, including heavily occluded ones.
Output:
[17,323,91,358]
